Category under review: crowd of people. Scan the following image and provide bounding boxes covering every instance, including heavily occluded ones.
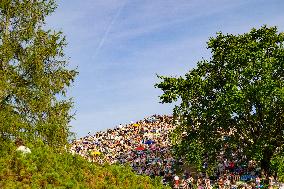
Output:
[170,173,277,189]
[170,138,278,189]
[70,115,180,184]
[70,115,280,189]
[171,163,276,189]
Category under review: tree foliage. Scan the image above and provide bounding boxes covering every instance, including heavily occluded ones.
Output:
[156,26,284,173]
[0,0,77,146]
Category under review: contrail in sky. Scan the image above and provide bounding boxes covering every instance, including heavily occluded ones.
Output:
[93,0,127,59]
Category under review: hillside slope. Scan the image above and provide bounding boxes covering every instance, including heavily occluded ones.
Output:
[0,142,169,189]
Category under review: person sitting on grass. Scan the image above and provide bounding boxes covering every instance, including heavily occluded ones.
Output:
[15,138,31,154]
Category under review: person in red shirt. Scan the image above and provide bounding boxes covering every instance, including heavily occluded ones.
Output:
[174,175,180,189]
[229,161,235,173]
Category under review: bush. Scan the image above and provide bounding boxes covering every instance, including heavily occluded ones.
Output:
[0,142,168,189]
[271,154,284,182]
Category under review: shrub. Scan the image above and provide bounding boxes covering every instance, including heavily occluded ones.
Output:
[0,143,169,189]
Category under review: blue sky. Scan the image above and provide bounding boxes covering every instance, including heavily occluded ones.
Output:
[46,0,284,137]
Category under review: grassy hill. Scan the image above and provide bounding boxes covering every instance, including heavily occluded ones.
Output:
[0,141,169,189]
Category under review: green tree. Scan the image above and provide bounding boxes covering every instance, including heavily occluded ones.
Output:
[0,0,77,147]
[156,26,284,174]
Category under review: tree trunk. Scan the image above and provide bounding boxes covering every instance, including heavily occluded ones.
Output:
[260,148,273,175]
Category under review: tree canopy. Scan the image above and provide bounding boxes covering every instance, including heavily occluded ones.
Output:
[156,26,284,173]
[0,0,77,147]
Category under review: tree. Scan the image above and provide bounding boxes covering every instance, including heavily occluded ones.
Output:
[0,0,77,147]
[156,26,284,174]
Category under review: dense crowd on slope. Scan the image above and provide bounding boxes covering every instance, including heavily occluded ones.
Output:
[70,115,180,184]
[70,115,281,189]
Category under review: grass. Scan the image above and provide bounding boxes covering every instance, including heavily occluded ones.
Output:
[0,142,169,189]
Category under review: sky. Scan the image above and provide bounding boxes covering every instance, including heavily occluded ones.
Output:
[46,0,284,138]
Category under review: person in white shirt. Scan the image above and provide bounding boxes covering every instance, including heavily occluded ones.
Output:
[17,145,31,154]
[15,138,31,154]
